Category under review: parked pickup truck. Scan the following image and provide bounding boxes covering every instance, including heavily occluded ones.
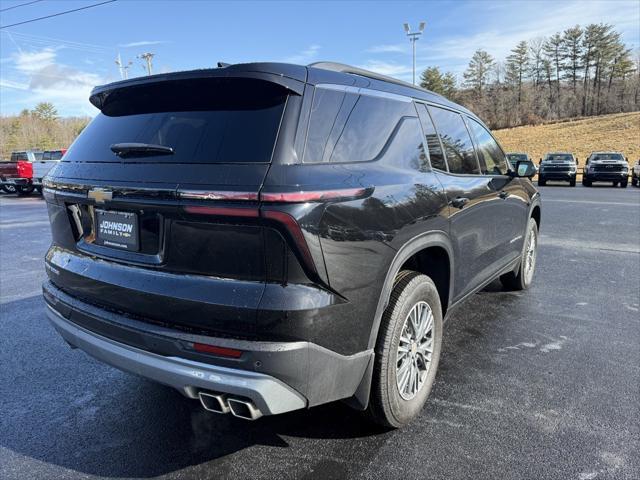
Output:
[632,159,640,187]
[0,149,65,195]
[583,152,629,188]
[538,152,578,187]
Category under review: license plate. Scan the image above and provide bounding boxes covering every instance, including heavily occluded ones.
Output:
[95,209,139,251]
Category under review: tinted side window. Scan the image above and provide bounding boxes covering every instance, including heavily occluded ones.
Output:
[467,118,508,175]
[304,88,414,163]
[428,106,479,174]
[415,103,447,171]
[385,117,428,172]
[43,152,51,160]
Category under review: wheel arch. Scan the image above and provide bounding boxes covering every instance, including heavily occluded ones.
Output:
[367,230,454,351]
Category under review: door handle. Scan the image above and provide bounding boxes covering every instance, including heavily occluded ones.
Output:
[498,190,510,199]
[451,197,469,209]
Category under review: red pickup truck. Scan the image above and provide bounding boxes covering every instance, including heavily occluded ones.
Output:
[1,149,66,195]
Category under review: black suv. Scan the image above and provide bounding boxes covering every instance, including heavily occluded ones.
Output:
[42,62,540,427]
[538,152,578,186]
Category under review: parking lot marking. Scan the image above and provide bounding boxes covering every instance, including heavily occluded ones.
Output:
[0,220,51,229]
[544,199,640,207]
[540,236,640,254]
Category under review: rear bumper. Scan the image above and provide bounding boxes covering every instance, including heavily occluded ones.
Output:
[43,281,372,412]
[1,177,30,186]
[46,303,307,415]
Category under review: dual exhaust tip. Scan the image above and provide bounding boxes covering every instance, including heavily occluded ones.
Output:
[198,391,263,420]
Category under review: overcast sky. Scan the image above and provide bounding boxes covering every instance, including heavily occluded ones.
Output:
[1,0,639,116]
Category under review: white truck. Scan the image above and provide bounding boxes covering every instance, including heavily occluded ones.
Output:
[632,159,640,187]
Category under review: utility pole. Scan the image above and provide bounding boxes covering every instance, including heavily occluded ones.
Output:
[403,22,426,85]
[138,52,155,75]
[115,52,132,79]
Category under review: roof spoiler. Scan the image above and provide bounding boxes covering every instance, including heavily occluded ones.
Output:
[89,63,307,110]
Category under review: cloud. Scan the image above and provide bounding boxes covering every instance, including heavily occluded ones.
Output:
[358,60,413,79]
[366,44,408,54]
[2,47,106,116]
[283,45,321,64]
[118,40,169,48]
[0,79,29,90]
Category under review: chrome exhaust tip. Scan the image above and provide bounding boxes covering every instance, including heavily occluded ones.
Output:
[199,392,230,414]
[228,398,263,420]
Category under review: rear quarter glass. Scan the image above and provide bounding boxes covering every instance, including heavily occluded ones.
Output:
[64,78,288,164]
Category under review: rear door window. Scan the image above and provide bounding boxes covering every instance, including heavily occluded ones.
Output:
[467,118,508,175]
[64,78,288,164]
[428,106,479,175]
[303,87,415,163]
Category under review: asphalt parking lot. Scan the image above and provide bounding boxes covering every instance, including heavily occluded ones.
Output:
[1,184,639,480]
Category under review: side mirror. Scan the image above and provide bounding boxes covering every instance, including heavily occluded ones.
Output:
[516,160,536,178]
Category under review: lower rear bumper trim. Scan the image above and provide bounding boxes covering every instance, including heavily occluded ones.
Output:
[45,304,307,415]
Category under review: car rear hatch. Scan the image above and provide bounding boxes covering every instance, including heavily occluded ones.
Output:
[44,69,309,338]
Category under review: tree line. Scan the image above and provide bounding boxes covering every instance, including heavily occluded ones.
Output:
[420,23,639,129]
[0,103,90,160]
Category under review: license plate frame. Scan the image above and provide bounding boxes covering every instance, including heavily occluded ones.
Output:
[95,209,140,251]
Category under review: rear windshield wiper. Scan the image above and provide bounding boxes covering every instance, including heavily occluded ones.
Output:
[110,143,174,158]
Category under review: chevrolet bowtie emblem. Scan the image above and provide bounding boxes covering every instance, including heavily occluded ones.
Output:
[88,188,113,204]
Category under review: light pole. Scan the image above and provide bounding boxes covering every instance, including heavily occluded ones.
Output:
[404,21,425,85]
[138,52,155,76]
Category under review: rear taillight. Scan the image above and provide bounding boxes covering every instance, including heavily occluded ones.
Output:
[17,161,33,179]
[261,209,317,274]
[260,187,368,203]
[181,187,372,279]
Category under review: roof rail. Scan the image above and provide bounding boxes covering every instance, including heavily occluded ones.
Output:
[308,61,428,93]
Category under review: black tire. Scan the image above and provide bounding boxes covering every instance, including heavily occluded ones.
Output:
[367,271,443,428]
[582,178,592,187]
[16,185,35,196]
[538,178,546,186]
[613,182,618,187]
[620,180,627,188]
[1,184,17,194]
[632,175,638,187]
[500,217,538,291]
[569,178,576,187]
[35,186,42,195]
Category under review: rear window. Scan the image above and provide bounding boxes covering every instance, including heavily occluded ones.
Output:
[11,152,28,162]
[65,78,288,164]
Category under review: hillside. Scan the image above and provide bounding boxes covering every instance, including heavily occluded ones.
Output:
[494,112,640,163]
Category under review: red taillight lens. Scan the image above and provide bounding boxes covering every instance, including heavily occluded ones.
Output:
[260,187,368,203]
[17,161,33,179]
[184,206,259,217]
[193,342,243,358]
